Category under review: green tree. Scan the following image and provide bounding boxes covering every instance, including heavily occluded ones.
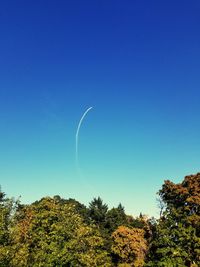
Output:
[0,189,18,266]
[146,173,200,267]
[88,197,108,228]
[105,204,127,233]
[10,197,112,267]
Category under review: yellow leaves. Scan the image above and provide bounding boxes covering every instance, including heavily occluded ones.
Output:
[112,226,148,267]
[9,197,112,266]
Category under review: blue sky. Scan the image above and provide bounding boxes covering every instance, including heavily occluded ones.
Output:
[0,1,200,217]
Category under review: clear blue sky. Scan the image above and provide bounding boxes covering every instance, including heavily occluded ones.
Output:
[0,1,200,217]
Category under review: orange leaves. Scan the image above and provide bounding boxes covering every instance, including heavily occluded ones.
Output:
[160,173,200,216]
[112,226,147,267]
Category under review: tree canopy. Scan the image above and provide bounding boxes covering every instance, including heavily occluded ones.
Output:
[0,172,199,266]
[147,173,200,267]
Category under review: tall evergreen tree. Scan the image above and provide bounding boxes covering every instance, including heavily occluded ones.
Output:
[88,197,108,228]
[105,203,127,233]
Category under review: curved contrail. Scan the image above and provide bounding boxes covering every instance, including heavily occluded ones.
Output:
[75,107,93,167]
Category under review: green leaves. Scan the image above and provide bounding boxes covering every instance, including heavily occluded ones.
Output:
[147,173,200,266]
[10,197,111,267]
[88,197,108,228]
[0,189,18,266]
[0,172,199,266]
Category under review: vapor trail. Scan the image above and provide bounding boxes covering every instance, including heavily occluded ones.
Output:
[75,107,93,167]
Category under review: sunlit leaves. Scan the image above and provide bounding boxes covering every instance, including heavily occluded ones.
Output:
[147,173,200,266]
[10,197,111,266]
[112,226,147,267]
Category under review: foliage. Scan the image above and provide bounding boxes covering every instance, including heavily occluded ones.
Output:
[0,172,199,266]
[105,204,127,233]
[112,226,148,267]
[88,197,108,228]
[146,173,200,266]
[0,190,18,266]
[10,197,111,267]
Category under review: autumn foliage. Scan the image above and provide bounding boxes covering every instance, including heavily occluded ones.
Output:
[112,226,147,266]
[0,172,200,266]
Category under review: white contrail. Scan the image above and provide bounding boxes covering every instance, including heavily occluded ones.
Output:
[75,107,93,167]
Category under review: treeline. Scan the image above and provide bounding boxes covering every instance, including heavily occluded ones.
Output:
[0,173,200,266]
